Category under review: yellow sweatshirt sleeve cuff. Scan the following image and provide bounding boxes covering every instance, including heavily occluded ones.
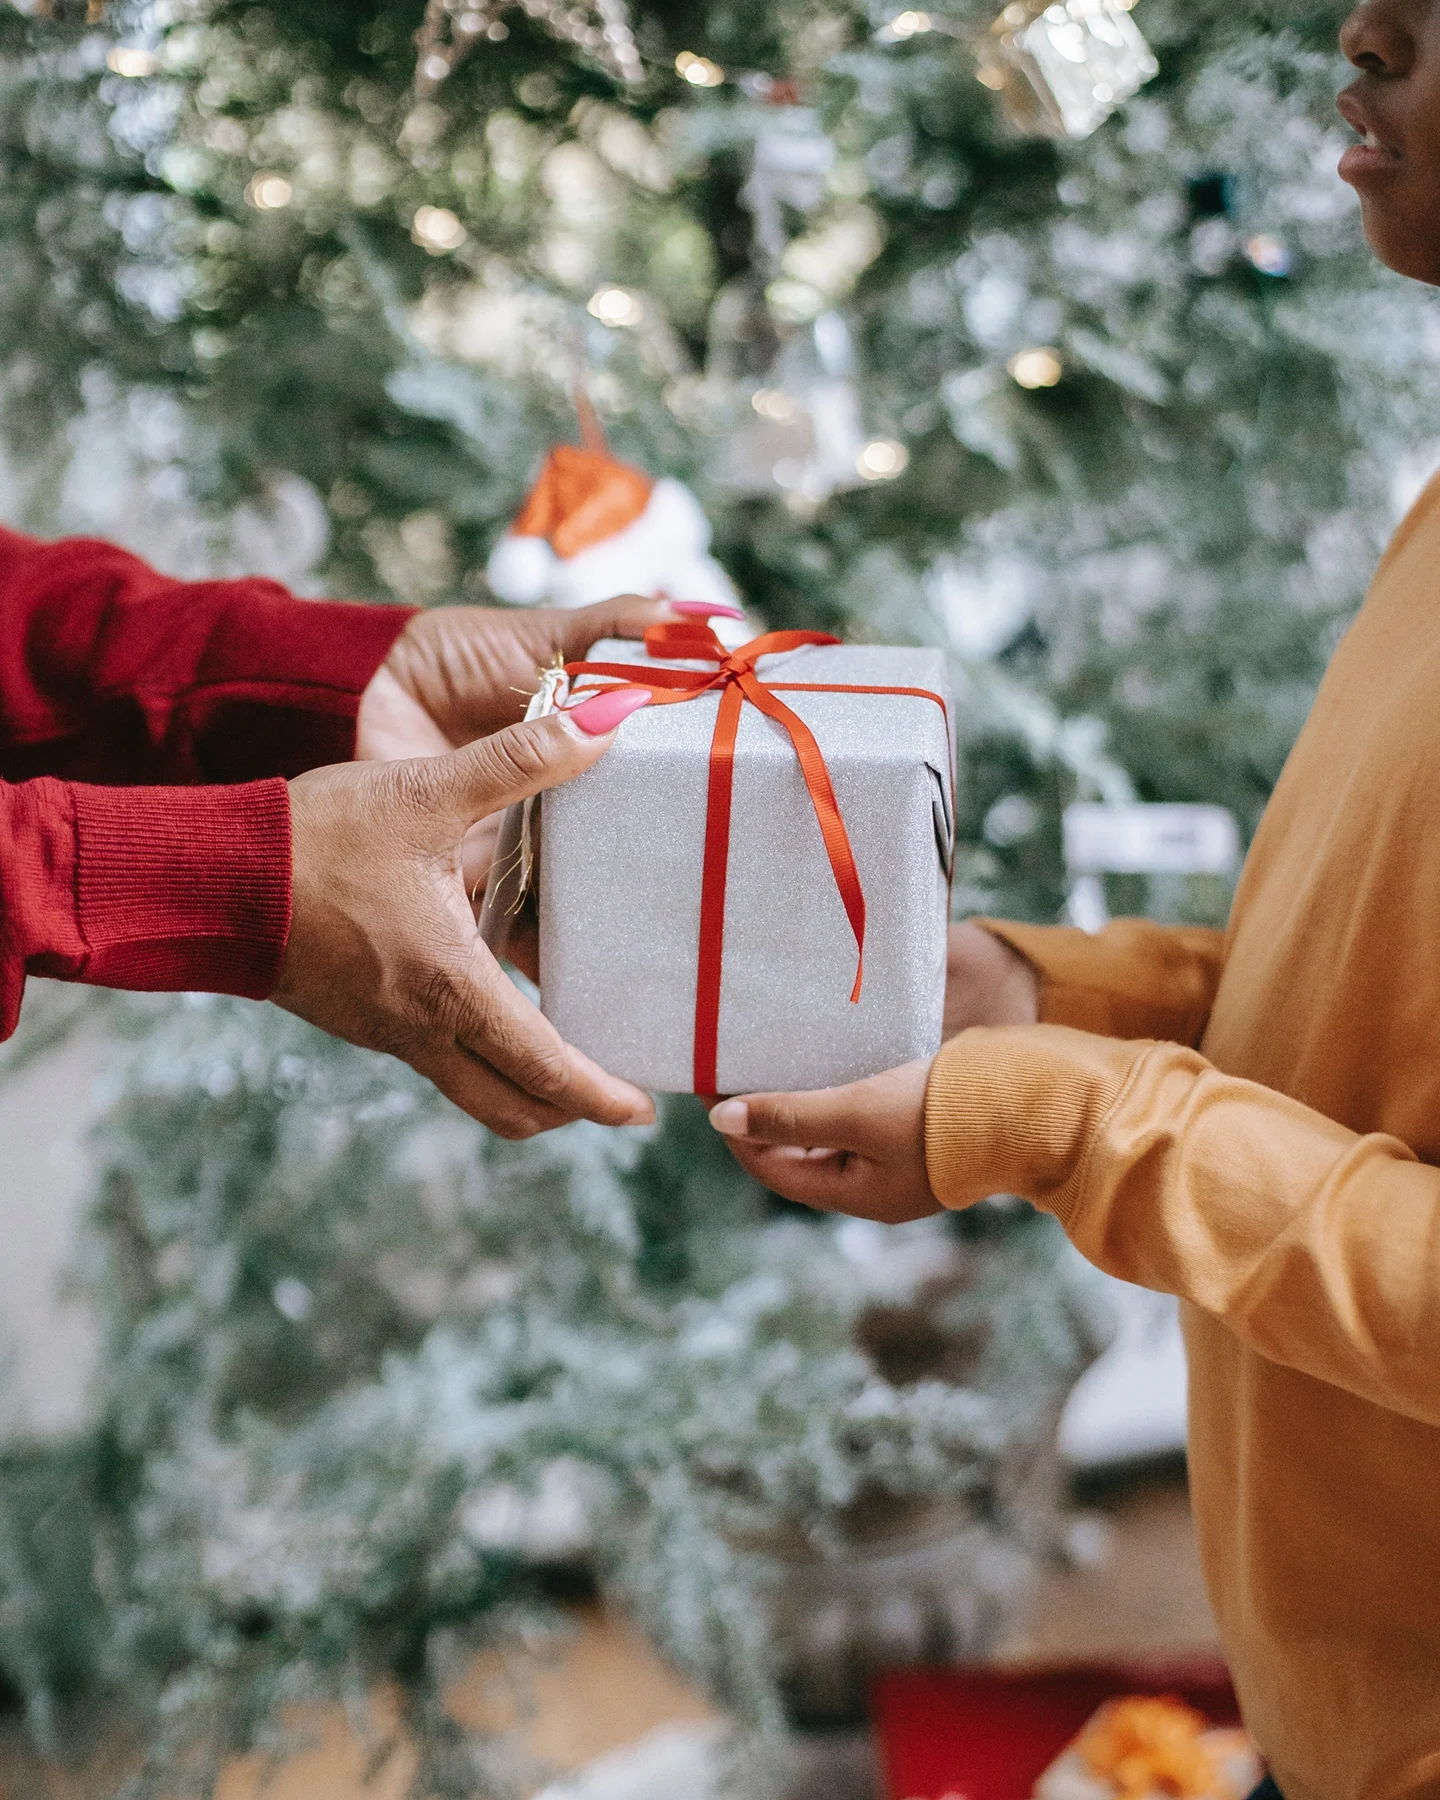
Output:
[974,918,1225,1045]
[923,1023,1150,1217]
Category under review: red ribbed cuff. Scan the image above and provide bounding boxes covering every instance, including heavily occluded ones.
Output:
[70,779,292,999]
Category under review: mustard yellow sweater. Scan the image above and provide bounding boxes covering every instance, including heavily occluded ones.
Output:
[925,475,1440,1800]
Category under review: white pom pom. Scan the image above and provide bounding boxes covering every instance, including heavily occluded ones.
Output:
[549,539,647,608]
[644,478,714,553]
[486,533,556,604]
[665,555,741,614]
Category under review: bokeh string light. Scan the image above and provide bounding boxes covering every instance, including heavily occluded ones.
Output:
[1008,346,1065,390]
[412,204,468,253]
[244,172,293,212]
[104,45,157,77]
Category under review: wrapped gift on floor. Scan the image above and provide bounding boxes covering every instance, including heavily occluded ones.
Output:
[518,622,954,1095]
[870,1659,1253,1800]
[1034,1696,1261,1800]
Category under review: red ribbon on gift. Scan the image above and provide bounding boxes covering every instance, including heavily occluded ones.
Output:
[566,622,949,1096]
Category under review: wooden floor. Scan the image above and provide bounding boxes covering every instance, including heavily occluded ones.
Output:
[1009,1464,1218,1662]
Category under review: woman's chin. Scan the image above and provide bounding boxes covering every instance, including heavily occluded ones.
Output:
[1357,199,1440,288]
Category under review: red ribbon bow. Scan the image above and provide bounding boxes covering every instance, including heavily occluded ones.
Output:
[566,622,946,1096]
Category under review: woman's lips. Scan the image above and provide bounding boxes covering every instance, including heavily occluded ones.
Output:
[1339,132,1404,185]
[1337,90,1403,186]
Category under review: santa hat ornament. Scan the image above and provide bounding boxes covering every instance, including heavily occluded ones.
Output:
[487,407,748,643]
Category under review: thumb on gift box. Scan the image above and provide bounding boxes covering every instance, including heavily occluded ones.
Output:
[427,687,651,832]
[276,684,656,1139]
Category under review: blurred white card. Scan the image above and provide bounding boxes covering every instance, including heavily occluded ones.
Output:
[1063,803,1239,877]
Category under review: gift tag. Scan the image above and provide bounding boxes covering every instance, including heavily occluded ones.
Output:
[478,662,570,962]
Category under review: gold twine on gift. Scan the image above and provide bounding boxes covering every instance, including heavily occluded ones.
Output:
[472,656,570,913]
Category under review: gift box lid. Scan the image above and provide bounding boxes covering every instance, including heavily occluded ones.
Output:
[537,632,958,1095]
[871,1658,1240,1800]
[576,636,956,859]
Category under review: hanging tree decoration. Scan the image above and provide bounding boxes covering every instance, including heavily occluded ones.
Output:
[878,2,1157,142]
[485,386,744,620]
[412,0,643,98]
[974,0,1159,141]
[706,92,905,504]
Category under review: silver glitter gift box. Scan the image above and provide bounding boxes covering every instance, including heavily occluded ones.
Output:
[532,635,954,1096]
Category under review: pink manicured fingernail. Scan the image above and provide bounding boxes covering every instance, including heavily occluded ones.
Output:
[565,687,652,737]
[668,600,745,621]
[709,1100,749,1136]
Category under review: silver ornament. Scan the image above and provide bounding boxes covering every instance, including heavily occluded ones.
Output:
[976,0,1159,142]
[706,104,898,504]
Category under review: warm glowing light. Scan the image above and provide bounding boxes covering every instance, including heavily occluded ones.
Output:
[751,388,797,422]
[106,46,158,77]
[888,10,933,37]
[245,173,293,211]
[857,438,909,480]
[976,64,1008,89]
[1245,234,1294,278]
[1008,346,1063,389]
[675,50,725,86]
[587,285,644,327]
[412,205,468,252]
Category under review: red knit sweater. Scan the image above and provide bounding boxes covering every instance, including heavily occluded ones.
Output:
[0,527,414,1036]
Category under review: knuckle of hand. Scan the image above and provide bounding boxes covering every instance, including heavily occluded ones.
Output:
[388,756,443,815]
[473,725,553,795]
[475,1010,570,1103]
[518,1040,571,1103]
[410,963,468,1038]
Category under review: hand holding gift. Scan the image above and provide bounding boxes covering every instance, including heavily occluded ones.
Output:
[944,918,1041,1035]
[710,1057,940,1223]
[354,591,702,762]
[277,689,658,1139]
[709,923,1043,1217]
[356,591,746,979]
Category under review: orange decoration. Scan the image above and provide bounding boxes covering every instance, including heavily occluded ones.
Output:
[1077,1697,1221,1798]
[510,444,654,560]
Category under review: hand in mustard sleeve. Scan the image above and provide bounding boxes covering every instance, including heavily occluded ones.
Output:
[942,920,1040,1036]
[709,923,1039,1220]
[709,1058,941,1223]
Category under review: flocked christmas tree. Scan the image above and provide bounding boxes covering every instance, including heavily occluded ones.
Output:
[0,0,1438,1791]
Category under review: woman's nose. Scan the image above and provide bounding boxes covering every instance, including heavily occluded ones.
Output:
[1339,0,1418,76]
